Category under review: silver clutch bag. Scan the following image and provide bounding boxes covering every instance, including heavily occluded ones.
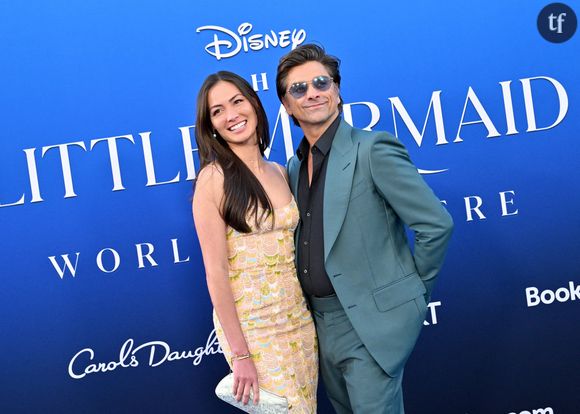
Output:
[215,373,289,413]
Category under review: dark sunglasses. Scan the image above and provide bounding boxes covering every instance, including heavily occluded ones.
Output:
[287,76,334,99]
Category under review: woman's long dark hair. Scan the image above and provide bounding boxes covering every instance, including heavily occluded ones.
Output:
[195,71,273,233]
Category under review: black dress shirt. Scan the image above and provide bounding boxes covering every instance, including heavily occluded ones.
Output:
[296,116,341,297]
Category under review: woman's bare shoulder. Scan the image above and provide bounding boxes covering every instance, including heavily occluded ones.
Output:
[194,163,224,204]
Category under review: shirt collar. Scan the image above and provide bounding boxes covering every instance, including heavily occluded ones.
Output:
[296,115,341,161]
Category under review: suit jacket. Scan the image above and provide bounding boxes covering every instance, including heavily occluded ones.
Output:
[288,119,453,376]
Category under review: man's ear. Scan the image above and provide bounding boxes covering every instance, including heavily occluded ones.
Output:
[282,97,293,116]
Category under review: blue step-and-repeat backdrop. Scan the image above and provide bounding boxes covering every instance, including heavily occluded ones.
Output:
[1,1,578,413]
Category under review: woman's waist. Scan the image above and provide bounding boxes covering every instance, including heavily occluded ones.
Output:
[227,257,296,273]
[229,277,305,306]
[218,297,312,326]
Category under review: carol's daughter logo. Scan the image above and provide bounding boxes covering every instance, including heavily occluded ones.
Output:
[196,22,306,60]
[68,330,222,379]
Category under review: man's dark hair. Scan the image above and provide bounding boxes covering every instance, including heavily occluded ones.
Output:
[276,44,342,125]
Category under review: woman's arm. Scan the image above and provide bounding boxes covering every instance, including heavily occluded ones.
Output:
[192,165,259,405]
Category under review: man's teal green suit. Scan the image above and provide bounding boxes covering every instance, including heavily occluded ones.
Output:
[288,119,453,378]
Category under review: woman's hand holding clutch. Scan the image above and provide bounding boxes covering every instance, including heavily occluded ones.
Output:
[233,357,260,406]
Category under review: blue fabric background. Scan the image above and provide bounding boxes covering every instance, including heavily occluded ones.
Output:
[0,1,578,412]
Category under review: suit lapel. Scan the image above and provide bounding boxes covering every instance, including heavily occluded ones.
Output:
[324,120,358,261]
[288,156,300,199]
[287,155,302,254]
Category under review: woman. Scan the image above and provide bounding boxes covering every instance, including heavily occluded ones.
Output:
[192,71,318,413]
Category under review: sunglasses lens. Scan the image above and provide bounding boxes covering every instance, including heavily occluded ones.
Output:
[288,76,333,98]
[312,76,331,91]
[289,82,307,98]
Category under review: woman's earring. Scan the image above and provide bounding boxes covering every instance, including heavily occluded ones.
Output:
[212,131,217,138]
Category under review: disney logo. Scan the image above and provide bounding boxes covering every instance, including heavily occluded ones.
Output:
[196,22,306,60]
[68,329,222,379]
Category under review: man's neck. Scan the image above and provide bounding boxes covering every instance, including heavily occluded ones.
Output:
[302,112,340,147]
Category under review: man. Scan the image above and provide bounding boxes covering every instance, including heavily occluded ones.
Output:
[276,44,453,413]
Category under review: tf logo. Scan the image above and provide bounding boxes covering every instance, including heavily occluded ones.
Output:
[537,3,577,43]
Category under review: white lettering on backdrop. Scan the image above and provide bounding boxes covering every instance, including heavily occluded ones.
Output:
[196,22,306,60]
[68,329,222,379]
[0,76,567,208]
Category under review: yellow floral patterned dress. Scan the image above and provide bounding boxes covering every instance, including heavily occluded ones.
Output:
[213,197,318,413]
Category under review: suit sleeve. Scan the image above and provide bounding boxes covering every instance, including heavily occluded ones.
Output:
[286,155,300,196]
[369,133,453,302]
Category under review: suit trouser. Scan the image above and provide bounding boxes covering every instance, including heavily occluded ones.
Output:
[309,295,404,414]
